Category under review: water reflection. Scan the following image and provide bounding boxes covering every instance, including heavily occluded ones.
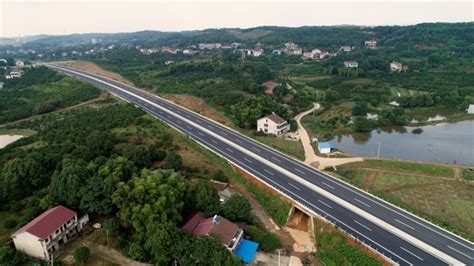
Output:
[330,120,474,165]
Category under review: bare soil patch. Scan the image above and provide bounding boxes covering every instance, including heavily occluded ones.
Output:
[57,60,133,86]
[161,94,233,127]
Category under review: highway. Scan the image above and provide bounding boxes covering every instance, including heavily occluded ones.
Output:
[48,64,473,266]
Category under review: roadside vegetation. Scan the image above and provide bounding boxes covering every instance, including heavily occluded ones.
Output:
[329,160,474,241]
[314,229,382,266]
[0,66,101,124]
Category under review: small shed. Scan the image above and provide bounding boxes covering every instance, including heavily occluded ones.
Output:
[318,142,332,154]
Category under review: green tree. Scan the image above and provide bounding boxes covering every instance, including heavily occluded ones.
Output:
[353,117,374,132]
[0,157,45,202]
[163,151,182,170]
[178,236,241,265]
[80,157,135,214]
[103,218,120,237]
[230,98,262,128]
[74,246,90,264]
[122,144,152,169]
[352,101,369,116]
[185,180,221,216]
[49,159,91,208]
[145,222,183,264]
[222,195,252,222]
[112,169,188,238]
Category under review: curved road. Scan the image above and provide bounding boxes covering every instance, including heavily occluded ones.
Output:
[48,64,473,266]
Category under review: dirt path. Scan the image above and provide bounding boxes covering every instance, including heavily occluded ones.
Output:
[0,94,108,128]
[295,103,363,169]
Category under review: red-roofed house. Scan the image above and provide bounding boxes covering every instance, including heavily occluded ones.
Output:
[262,81,280,95]
[181,212,244,251]
[257,112,290,135]
[11,205,89,261]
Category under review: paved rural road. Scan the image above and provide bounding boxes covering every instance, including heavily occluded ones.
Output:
[48,64,473,266]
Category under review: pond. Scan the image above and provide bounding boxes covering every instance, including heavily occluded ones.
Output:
[0,135,24,149]
[330,120,474,166]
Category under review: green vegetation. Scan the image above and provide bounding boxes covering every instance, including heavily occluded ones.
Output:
[0,66,101,124]
[245,225,281,252]
[353,159,454,177]
[314,229,381,266]
[330,160,474,240]
[74,246,91,263]
[221,195,252,223]
[463,168,474,181]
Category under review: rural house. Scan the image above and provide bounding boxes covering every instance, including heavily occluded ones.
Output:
[364,40,377,49]
[181,212,244,251]
[390,61,403,72]
[262,81,280,95]
[344,60,359,68]
[11,205,89,261]
[257,112,290,136]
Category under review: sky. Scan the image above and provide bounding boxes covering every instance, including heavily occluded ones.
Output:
[1,0,473,38]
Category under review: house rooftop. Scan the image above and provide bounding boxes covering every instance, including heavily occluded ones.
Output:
[261,81,280,89]
[262,112,286,124]
[318,142,332,149]
[181,212,239,247]
[12,205,76,239]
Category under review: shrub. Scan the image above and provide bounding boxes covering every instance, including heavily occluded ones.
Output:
[3,218,17,229]
[245,225,281,252]
[221,195,252,222]
[74,246,90,263]
[213,170,228,182]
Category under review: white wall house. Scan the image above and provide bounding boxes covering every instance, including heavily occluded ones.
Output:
[257,112,290,136]
[390,61,403,72]
[467,104,474,114]
[344,61,359,68]
[365,40,377,49]
[11,206,88,261]
[247,47,263,57]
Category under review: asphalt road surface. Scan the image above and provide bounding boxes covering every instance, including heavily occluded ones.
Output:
[48,64,473,266]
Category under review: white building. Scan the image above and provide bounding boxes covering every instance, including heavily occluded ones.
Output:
[15,60,24,67]
[317,142,332,154]
[467,104,474,114]
[11,206,88,261]
[247,47,263,57]
[365,40,377,49]
[340,45,353,52]
[257,112,290,136]
[344,61,359,68]
[390,61,403,72]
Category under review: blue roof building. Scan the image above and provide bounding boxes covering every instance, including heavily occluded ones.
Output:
[318,142,332,154]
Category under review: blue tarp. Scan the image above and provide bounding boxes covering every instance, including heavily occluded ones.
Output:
[235,240,259,263]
